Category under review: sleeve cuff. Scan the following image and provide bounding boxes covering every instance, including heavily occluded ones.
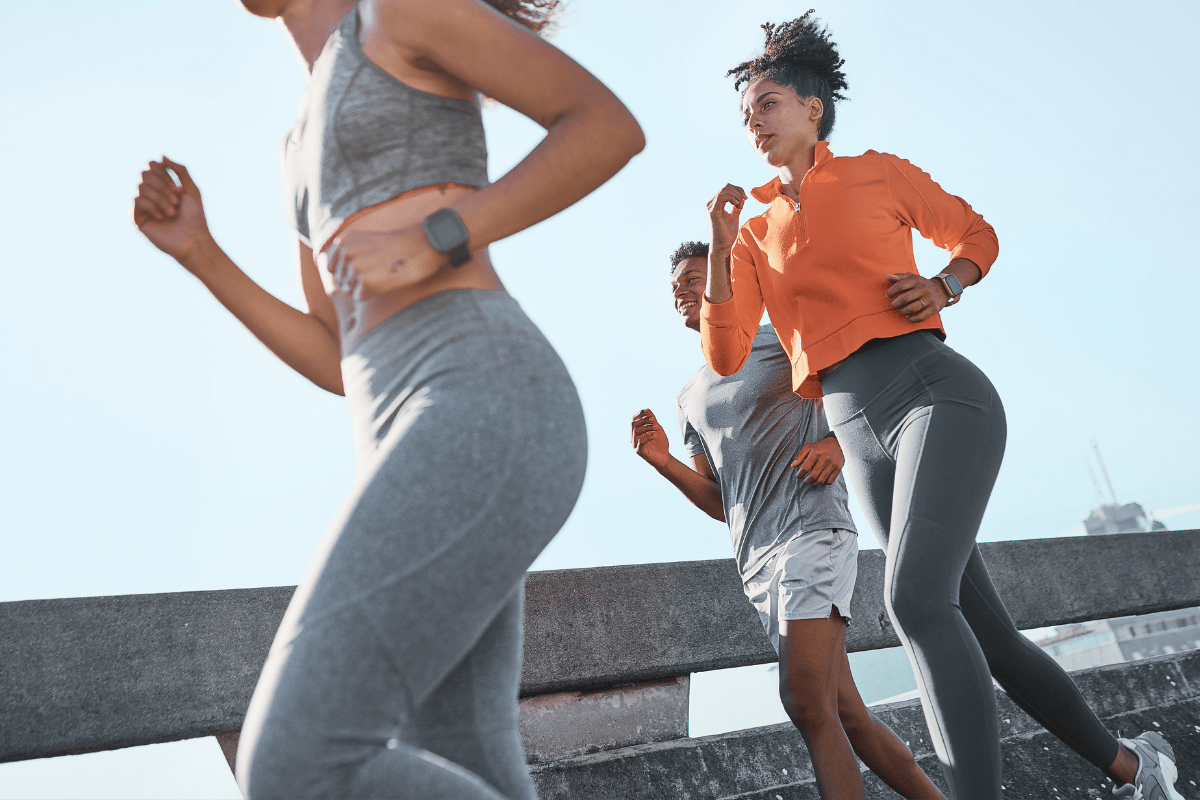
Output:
[950,241,998,278]
[700,296,739,327]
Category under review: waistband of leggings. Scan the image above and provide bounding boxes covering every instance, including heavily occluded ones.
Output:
[347,288,520,359]
[819,330,945,396]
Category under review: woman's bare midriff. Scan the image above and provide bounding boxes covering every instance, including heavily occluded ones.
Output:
[320,185,505,353]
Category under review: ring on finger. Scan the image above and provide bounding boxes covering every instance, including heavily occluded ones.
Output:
[919,299,926,310]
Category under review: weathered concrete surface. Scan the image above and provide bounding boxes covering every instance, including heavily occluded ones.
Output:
[973,531,1200,629]
[0,587,292,763]
[521,530,1200,694]
[519,676,689,764]
[192,676,692,777]
[1,531,1196,763]
[520,559,771,696]
[530,648,1200,800]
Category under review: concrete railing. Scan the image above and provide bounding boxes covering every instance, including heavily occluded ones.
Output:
[2,530,1199,798]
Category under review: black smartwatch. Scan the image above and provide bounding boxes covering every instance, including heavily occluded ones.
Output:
[934,272,963,306]
[422,208,472,267]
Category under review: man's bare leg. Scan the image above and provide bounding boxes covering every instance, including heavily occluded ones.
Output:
[834,647,946,799]
[778,611,865,800]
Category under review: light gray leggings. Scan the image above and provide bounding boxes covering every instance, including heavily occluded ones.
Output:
[236,289,587,799]
[820,331,1118,800]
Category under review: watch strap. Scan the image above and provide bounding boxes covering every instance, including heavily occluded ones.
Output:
[446,241,471,268]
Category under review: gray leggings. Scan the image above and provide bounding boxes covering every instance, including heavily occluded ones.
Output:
[820,331,1118,800]
[236,289,587,799]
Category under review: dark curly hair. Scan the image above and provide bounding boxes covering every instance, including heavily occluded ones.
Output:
[484,0,561,34]
[726,10,848,141]
[670,241,710,273]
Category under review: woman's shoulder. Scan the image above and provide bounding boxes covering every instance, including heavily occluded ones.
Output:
[829,150,941,189]
[842,149,929,175]
[833,149,907,170]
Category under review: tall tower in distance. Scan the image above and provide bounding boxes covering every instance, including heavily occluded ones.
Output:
[1051,440,1200,665]
[1083,441,1168,536]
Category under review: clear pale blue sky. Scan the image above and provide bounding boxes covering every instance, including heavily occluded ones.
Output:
[1,0,1197,796]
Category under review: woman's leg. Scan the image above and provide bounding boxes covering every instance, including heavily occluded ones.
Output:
[239,588,532,800]
[778,611,865,800]
[889,414,1150,792]
[881,393,1006,799]
[360,587,536,800]
[957,548,1125,775]
[835,648,945,800]
[826,339,1007,798]
[237,333,586,799]
[828,335,1168,796]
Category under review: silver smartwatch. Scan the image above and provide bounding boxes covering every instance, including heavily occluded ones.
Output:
[934,272,963,306]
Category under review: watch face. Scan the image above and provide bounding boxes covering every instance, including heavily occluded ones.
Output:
[425,209,468,250]
[946,273,964,296]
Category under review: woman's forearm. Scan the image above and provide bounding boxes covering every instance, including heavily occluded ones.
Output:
[943,257,983,289]
[180,239,345,395]
[706,248,733,304]
[452,97,644,251]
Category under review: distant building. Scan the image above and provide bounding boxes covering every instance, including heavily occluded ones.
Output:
[1084,500,1167,537]
[1035,481,1198,670]
[1035,610,1200,671]
[1034,622,1125,671]
[1109,609,1200,661]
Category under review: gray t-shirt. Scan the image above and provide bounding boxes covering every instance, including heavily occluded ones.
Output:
[677,325,857,581]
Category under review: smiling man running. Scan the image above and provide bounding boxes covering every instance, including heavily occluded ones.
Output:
[630,241,945,799]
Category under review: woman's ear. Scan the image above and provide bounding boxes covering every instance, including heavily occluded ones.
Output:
[809,97,824,126]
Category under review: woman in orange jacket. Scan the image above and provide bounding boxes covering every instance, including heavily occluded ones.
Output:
[701,12,1180,800]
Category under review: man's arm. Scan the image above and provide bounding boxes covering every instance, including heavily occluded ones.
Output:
[790,431,845,485]
[631,409,725,522]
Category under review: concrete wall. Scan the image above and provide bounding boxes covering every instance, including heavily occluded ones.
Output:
[530,649,1200,800]
[2,529,1198,792]
[520,530,1200,695]
[0,587,293,762]
[519,676,689,764]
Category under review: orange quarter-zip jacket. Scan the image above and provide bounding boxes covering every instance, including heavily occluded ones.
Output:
[700,142,998,398]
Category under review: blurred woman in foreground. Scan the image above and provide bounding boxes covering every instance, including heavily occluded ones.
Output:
[132,0,643,796]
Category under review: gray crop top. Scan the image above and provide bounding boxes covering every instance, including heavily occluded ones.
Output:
[280,5,489,251]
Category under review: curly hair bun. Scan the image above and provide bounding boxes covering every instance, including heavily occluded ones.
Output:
[727,10,849,140]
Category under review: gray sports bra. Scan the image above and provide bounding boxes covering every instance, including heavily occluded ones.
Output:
[280,5,489,251]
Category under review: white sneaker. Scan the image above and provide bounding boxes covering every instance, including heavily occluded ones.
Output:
[1112,731,1185,800]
